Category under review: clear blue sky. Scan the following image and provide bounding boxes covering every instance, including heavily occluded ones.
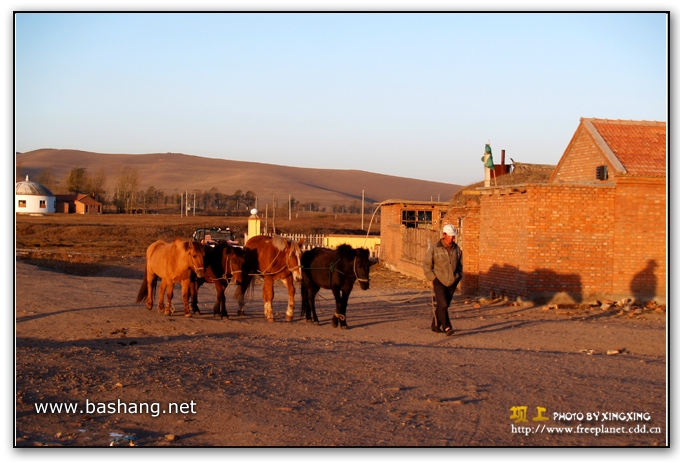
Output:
[13,6,668,186]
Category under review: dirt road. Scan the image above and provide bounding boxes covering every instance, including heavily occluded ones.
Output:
[14,259,667,447]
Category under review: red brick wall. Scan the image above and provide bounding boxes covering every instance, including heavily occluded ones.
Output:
[380,180,666,305]
[552,125,615,183]
[612,178,666,302]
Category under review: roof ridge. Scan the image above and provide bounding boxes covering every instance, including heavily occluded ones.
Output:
[580,117,666,126]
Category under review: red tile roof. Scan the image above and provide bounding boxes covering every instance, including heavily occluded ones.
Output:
[588,118,666,177]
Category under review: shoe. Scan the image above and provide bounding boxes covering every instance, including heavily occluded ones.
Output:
[444,328,455,336]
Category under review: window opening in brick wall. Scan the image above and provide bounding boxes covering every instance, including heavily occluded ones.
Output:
[401,209,433,228]
[18,200,26,208]
[39,200,46,208]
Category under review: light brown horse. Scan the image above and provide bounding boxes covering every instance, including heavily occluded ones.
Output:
[236,235,303,322]
[136,238,205,317]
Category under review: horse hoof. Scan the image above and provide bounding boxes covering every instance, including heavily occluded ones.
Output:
[267,318,275,323]
[237,310,245,316]
[185,313,192,318]
[341,325,349,330]
[286,315,294,322]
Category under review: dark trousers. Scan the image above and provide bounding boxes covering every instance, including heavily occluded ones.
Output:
[431,277,460,332]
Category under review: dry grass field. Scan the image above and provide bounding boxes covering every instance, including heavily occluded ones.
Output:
[15,212,378,267]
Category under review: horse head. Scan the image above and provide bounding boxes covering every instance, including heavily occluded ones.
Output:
[286,238,305,282]
[226,246,245,285]
[186,241,205,278]
[354,248,376,291]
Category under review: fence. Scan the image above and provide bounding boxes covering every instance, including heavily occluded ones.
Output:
[273,233,381,258]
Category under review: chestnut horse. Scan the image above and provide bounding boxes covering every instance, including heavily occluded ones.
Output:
[136,238,205,316]
[236,235,303,322]
[190,241,245,319]
[300,244,377,329]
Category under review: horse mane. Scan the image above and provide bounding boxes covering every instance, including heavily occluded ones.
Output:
[336,244,355,261]
[271,234,288,251]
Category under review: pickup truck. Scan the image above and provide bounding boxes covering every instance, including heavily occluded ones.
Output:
[192,227,241,247]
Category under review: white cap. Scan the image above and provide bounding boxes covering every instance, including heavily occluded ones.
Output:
[442,224,457,236]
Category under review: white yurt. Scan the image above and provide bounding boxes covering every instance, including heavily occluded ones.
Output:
[15,176,56,214]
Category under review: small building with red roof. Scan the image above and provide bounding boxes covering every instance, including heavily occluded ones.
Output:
[55,194,103,214]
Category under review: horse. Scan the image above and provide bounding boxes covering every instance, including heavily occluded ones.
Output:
[300,244,377,329]
[136,238,205,317]
[189,241,245,319]
[236,234,304,322]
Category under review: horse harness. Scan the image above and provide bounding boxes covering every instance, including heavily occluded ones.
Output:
[211,255,242,283]
[309,257,370,286]
[255,247,302,277]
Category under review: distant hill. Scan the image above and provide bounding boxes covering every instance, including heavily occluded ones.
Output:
[16,149,462,208]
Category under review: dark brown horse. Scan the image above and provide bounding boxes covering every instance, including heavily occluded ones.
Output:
[236,235,304,322]
[300,244,377,329]
[189,241,245,319]
[136,239,205,317]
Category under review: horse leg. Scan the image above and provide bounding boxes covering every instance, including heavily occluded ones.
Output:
[190,279,201,314]
[181,280,192,317]
[338,289,352,329]
[146,270,155,310]
[237,284,246,316]
[310,287,320,324]
[302,280,318,324]
[215,282,228,319]
[158,280,167,313]
[165,283,175,315]
[284,276,295,322]
[263,277,275,322]
[331,287,342,328]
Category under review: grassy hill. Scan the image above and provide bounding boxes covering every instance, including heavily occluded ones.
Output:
[16,149,461,209]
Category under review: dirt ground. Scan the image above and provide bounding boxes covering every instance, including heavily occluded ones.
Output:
[13,252,668,448]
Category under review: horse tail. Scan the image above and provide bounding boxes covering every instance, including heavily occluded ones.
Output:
[136,267,149,303]
[300,275,309,317]
[136,267,158,303]
[233,247,257,304]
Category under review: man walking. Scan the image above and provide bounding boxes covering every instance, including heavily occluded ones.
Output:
[422,224,463,335]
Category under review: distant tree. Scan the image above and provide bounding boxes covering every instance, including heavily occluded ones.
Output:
[86,167,107,203]
[16,162,25,182]
[66,167,88,194]
[243,191,257,210]
[38,166,59,193]
[113,166,140,213]
[232,189,243,212]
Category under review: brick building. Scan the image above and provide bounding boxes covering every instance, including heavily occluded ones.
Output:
[380,118,666,305]
[55,194,103,214]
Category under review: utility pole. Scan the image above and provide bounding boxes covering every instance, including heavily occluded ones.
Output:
[272,193,276,234]
[361,189,365,230]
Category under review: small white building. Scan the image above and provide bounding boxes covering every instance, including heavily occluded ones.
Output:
[16,176,56,214]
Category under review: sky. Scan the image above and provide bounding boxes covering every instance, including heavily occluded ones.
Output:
[11,4,670,187]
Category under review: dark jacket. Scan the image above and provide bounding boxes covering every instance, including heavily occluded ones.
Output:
[422,239,463,287]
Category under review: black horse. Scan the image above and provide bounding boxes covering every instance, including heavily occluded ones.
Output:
[300,244,377,329]
[190,241,245,318]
